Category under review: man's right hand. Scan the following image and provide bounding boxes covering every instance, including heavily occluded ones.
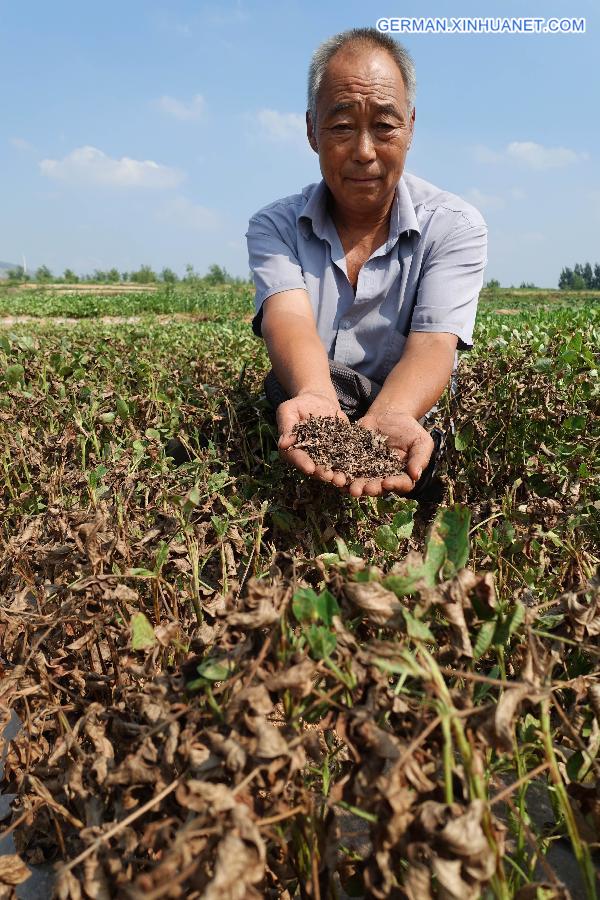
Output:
[276,391,349,488]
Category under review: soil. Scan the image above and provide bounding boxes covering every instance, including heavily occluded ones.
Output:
[292,415,406,480]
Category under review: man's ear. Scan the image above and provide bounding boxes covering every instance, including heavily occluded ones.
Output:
[408,105,416,146]
[306,110,318,153]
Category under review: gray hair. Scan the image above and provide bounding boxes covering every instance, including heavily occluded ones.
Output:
[307,27,416,125]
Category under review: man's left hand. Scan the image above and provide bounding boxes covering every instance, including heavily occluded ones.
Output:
[345,411,434,498]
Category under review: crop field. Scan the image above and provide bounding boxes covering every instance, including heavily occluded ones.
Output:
[0,285,598,899]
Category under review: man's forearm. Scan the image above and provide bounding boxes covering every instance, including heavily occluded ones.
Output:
[368,332,457,421]
[262,311,337,401]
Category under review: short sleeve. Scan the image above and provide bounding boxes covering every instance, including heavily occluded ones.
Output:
[246,214,308,337]
[409,220,488,350]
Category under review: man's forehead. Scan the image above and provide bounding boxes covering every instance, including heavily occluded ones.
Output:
[318,47,407,108]
[326,99,405,117]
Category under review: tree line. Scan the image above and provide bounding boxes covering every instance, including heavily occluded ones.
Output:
[3,263,248,286]
[558,262,600,290]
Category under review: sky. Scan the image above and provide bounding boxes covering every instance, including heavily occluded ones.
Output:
[0,0,597,286]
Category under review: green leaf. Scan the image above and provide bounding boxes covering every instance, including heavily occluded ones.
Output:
[145,427,161,440]
[99,411,116,424]
[533,357,553,372]
[5,364,24,386]
[292,587,321,623]
[306,624,337,659]
[425,505,471,582]
[383,561,428,597]
[566,750,584,782]
[315,589,340,626]
[454,422,474,451]
[316,552,341,568]
[473,620,496,659]
[195,657,234,681]
[391,502,417,539]
[402,609,434,642]
[154,540,170,573]
[374,524,399,553]
[116,397,130,421]
[131,612,156,650]
[493,602,526,647]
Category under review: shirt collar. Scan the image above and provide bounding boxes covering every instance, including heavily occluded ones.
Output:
[297,175,421,248]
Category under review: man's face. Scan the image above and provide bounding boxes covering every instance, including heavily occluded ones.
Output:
[307,45,415,214]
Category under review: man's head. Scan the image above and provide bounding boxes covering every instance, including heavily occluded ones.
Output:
[306,28,416,215]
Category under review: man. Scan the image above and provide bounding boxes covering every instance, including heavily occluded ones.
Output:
[246,27,487,499]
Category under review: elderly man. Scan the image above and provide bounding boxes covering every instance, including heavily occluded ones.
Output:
[246,27,487,499]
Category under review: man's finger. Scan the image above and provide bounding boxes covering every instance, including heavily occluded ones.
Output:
[381,473,416,494]
[278,431,297,451]
[405,435,434,483]
[347,477,369,498]
[330,470,347,488]
[280,446,316,475]
[276,402,299,442]
[312,464,335,483]
[362,478,385,497]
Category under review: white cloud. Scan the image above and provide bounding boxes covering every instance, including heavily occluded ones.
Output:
[464,188,505,212]
[256,108,306,142]
[506,141,588,169]
[472,144,503,164]
[10,137,34,151]
[157,94,205,121]
[156,195,221,230]
[39,146,184,188]
[472,141,588,170]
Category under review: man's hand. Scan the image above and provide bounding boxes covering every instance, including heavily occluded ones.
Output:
[343,410,434,498]
[277,391,350,487]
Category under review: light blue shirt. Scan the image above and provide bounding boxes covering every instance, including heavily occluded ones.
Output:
[246,171,488,384]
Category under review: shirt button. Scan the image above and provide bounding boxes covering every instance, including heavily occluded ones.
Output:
[340,319,350,329]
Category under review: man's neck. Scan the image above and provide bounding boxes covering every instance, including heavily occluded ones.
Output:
[327,189,396,239]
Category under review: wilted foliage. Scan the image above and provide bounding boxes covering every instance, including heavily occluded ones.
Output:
[0,291,599,898]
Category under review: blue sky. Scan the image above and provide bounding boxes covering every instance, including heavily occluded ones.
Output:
[0,0,597,286]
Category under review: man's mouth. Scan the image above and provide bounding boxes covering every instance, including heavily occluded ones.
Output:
[347,176,381,182]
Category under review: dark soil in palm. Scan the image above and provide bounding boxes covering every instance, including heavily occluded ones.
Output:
[292,415,406,480]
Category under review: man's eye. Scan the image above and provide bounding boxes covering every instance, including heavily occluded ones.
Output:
[332,123,352,131]
[376,123,395,130]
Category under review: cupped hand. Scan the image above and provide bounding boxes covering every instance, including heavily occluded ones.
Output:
[276,391,350,487]
[344,410,434,498]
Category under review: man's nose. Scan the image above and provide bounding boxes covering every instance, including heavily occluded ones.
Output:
[352,128,376,162]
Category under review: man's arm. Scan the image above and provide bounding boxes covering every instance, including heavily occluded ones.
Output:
[347,331,457,498]
[261,290,349,487]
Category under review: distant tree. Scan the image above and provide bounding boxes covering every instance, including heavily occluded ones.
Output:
[7,265,26,281]
[121,272,130,282]
[35,265,53,283]
[160,267,178,283]
[571,274,586,290]
[485,278,500,289]
[183,263,200,283]
[593,264,600,290]
[107,268,121,283]
[205,263,229,285]
[63,268,79,283]
[93,269,108,283]
[558,267,573,289]
[519,281,537,289]
[582,262,594,289]
[130,265,157,284]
